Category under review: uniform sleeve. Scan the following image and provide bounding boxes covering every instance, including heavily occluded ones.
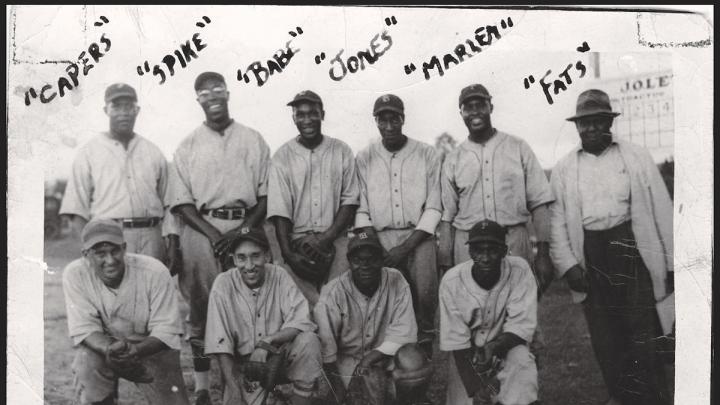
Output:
[256,135,271,198]
[166,146,195,210]
[147,266,183,350]
[340,145,361,207]
[279,270,316,333]
[548,165,580,278]
[313,292,342,363]
[377,275,417,349]
[501,260,538,342]
[266,155,294,221]
[415,148,443,234]
[62,262,104,346]
[440,152,459,223]
[438,278,472,351]
[59,151,93,220]
[353,153,373,229]
[520,140,554,211]
[160,160,182,236]
[204,281,236,355]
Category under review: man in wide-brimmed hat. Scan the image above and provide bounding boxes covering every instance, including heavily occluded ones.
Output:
[549,89,674,405]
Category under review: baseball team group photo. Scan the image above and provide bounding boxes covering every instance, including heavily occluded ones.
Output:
[42,60,676,405]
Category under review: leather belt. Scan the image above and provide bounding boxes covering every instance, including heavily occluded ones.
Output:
[117,217,161,228]
[200,207,247,220]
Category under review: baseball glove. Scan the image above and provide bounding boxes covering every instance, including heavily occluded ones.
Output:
[291,234,336,282]
[98,340,154,384]
[345,365,388,405]
[452,347,501,401]
[242,342,288,391]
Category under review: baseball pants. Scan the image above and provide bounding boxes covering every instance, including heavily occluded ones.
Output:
[446,345,538,405]
[582,221,671,405]
[221,331,322,405]
[377,229,438,342]
[122,225,166,262]
[282,233,350,308]
[72,346,189,405]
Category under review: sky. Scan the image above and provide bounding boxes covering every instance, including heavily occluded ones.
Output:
[8,6,678,183]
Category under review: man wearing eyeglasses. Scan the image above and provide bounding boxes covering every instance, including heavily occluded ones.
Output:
[439,84,555,294]
[166,71,272,404]
[354,94,443,359]
[267,90,360,306]
[439,220,539,405]
[62,219,189,405]
[313,231,433,405]
[60,83,180,267]
[204,227,322,405]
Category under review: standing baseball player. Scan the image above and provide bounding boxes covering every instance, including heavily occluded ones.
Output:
[313,231,433,405]
[204,228,322,405]
[438,84,555,294]
[440,220,539,405]
[166,71,271,405]
[354,94,442,358]
[60,83,180,264]
[62,219,189,405]
[268,90,360,306]
[550,89,674,405]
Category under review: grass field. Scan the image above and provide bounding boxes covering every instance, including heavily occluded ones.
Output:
[44,234,611,405]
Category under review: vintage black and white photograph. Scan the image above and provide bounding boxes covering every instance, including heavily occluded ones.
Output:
[6,5,713,405]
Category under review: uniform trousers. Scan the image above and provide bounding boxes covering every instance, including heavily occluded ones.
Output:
[72,346,189,405]
[122,224,165,262]
[377,229,438,341]
[221,332,322,405]
[445,345,538,405]
[582,221,670,405]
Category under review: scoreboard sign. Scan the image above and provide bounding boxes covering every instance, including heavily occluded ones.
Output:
[597,70,674,151]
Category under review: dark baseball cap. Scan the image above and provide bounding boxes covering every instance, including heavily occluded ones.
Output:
[466,220,507,245]
[348,231,385,256]
[82,219,125,250]
[104,83,137,103]
[287,90,323,107]
[194,71,226,91]
[458,84,492,107]
[228,227,270,252]
[373,94,404,116]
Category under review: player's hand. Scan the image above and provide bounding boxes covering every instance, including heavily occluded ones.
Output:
[383,245,411,269]
[297,233,330,257]
[285,251,317,271]
[474,342,499,368]
[212,227,248,258]
[249,346,268,364]
[533,243,555,295]
[565,264,589,293]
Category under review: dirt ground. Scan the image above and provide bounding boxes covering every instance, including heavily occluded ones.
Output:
[44,234,613,405]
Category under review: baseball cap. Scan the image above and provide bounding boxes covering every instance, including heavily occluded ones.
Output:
[348,231,385,256]
[82,219,125,251]
[194,71,226,91]
[373,94,404,116]
[104,83,137,103]
[287,90,323,107]
[458,84,492,107]
[466,220,507,245]
[228,227,270,252]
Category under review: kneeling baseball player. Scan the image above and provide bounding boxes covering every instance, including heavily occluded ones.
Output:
[313,231,433,405]
[440,220,540,405]
[204,228,322,405]
[62,219,190,405]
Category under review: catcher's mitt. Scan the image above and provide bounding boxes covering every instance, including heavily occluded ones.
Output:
[291,234,335,282]
[242,342,288,391]
[345,365,388,405]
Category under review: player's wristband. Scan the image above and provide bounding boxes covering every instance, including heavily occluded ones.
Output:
[256,340,280,354]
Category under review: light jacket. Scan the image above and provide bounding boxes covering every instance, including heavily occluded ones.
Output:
[549,139,673,315]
